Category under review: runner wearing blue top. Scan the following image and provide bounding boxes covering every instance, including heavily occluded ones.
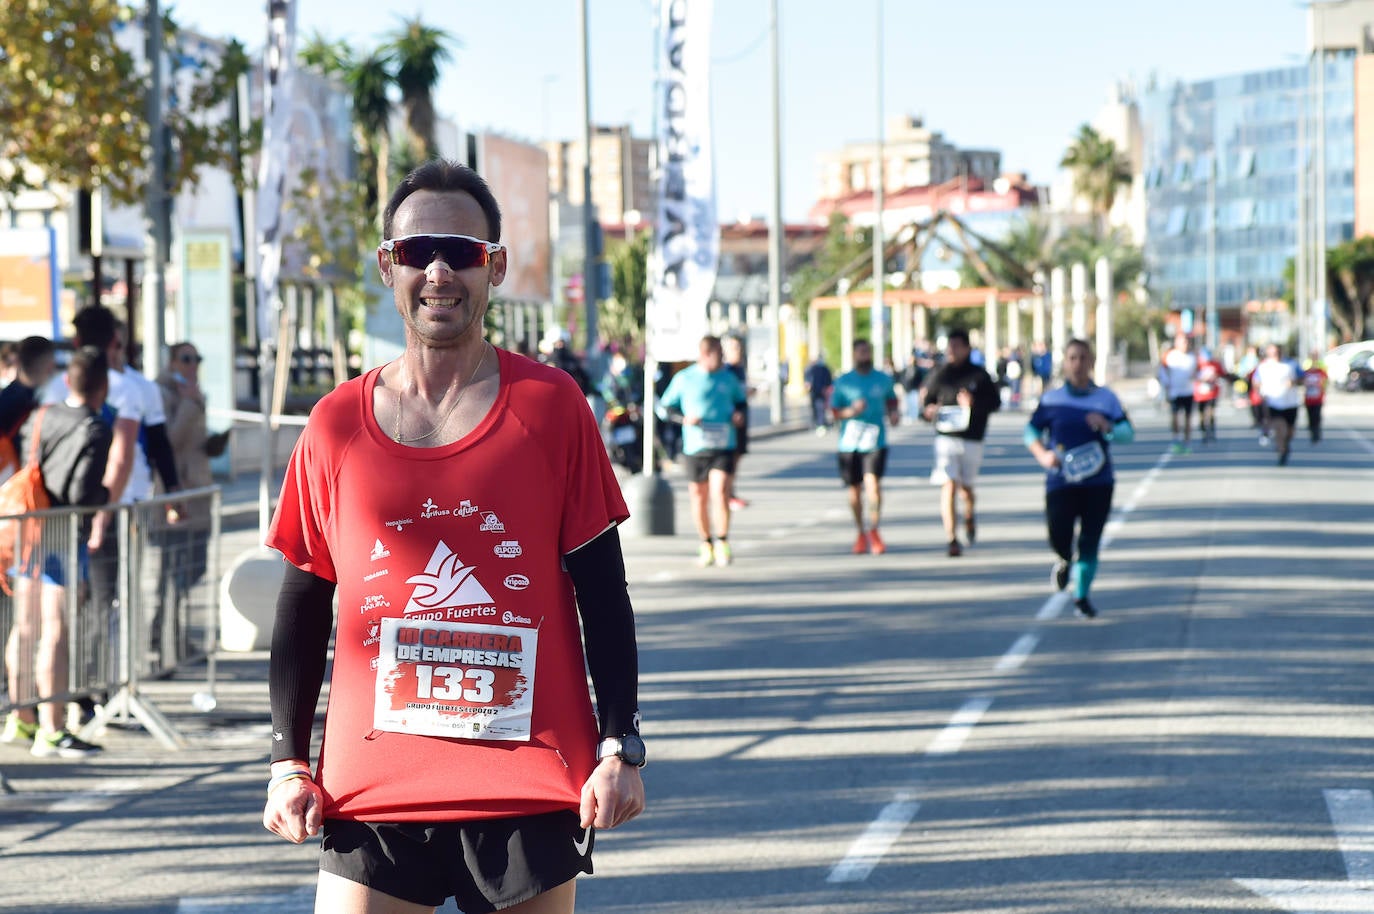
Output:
[1024,339,1134,619]
[657,336,748,567]
[830,340,900,555]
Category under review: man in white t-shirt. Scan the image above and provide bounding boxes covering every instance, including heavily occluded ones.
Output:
[1254,343,1300,466]
[1158,332,1199,454]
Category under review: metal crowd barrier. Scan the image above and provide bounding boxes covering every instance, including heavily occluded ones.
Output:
[0,486,221,750]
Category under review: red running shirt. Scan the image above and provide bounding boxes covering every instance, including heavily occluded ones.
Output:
[267,349,629,822]
[1193,359,1224,403]
[1303,367,1327,406]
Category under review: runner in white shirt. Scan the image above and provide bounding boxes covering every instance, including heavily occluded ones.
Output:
[1253,343,1300,466]
[1157,332,1198,454]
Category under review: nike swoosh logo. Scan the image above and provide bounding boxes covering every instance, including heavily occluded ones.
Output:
[572,826,592,857]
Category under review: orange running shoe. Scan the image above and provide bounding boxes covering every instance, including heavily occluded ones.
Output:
[868,529,886,555]
[851,531,870,554]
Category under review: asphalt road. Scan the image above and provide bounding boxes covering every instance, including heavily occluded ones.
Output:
[2,386,1372,914]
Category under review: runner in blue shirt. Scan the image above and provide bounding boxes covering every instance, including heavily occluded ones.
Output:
[1024,338,1134,619]
[830,340,900,555]
[657,336,748,567]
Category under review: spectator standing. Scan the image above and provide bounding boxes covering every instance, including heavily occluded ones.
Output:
[2,346,112,757]
[803,354,834,434]
[150,342,213,668]
[0,337,57,481]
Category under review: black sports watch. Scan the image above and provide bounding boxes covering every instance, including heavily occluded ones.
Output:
[596,734,647,768]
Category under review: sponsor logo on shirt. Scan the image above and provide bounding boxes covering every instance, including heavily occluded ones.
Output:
[421,498,452,519]
[362,594,390,612]
[494,540,523,558]
[403,541,496,615]
[370,539,390,561]
[385,517,414,533]
[363,622,382,647]
[503,574,530,591]
[479,511,506,533]
[457,499,478,517]
[502,611,533,625]
[364,569,389,582]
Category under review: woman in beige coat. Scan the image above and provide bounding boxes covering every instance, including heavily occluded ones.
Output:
[150,342,214,667]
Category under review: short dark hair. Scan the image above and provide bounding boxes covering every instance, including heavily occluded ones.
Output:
[947,328,971,347]
[382,159,502,242]
[67,346,109,401]
[853,338,872,350]
[72,305,118,350]
[699,335,722,353]
[16,336,54,374]
[1065,337,1093,357]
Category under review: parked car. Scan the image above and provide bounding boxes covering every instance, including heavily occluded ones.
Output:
[1324,340,1374,387]
[1343,350,1374,391]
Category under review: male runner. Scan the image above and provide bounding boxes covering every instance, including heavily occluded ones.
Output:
[1158,332,1198,454]
[656,336,748,567]
[1025,339,1134,619]
[1192,347,1225,445]
[830,339,900,555]
[921,329,1001,557]
[1254,343,1300,466]
[262,160,644,914]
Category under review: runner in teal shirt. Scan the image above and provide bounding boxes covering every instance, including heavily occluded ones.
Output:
[828,340,900,555]
[656,336,748,567]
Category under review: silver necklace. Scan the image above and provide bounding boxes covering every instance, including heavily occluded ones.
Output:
[392,343,490,443]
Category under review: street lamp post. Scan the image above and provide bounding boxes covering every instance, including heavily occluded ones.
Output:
[871,0,886,366]
[767,0,785,423]
[578,0,599,358]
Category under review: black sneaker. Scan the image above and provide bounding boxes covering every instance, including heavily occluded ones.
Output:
[1052,560,1070,592]
[947,539,962,557]
[31,729,103,759]
[1074,598,1098,619]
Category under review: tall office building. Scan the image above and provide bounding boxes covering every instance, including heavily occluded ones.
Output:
[1140,1,1374,344]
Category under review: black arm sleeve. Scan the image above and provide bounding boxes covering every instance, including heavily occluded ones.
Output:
[563,526,640,738]
[143,422,181,490]
[268,563,336,764]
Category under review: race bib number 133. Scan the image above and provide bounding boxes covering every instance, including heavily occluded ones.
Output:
[374,617,538,741]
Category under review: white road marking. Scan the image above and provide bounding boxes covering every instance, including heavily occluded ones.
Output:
[1236,788,1374,911]
[1342,426,1374,456]
[825,792,921,884]
[925,697,993,756]
[1036,592,1070,621]
[650,570,675,583]
[1326,789,1374,881]
[47,778,160,813]
[995,634,1040,672]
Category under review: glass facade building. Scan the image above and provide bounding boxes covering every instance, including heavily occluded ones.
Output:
[1141,54,1356,328]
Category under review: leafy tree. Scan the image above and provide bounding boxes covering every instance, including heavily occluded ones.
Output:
[1325,235,1374,342]
[1060,124,1132,237]
[956,215,1055,290]
[604,231,650,352]
[790,212,870,316]
[0,1,254,205]
[384,16,456,164]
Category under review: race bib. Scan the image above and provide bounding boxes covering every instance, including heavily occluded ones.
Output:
[698,422,731,450]
[374,618,538,741]
[1060,440,1106,483]
[840,420,881,452]
[934,406,970,434]
[611,425,638,445]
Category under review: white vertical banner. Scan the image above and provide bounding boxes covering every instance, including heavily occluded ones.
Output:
[648,0,718,363]
[255,0,298,344]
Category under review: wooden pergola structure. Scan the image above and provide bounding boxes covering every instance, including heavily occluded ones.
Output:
[805,210,1115,381]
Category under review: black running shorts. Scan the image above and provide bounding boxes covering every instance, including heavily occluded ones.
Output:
[1169,395,1195,415]
[837,448,888,487]
[684,450,737,482]
[319,810,593,910]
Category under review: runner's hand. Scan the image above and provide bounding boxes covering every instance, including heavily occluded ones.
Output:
[579,757,645,830]
[263,775,324,844]
[1035,449,1061,472]
[956,389,973,408]
[1084,412,1112,434]
[683,414,701,426]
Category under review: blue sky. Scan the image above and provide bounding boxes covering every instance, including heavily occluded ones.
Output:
[171,0,1310,222]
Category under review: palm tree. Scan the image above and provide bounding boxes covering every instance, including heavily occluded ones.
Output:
[1059,124,1133,238]
[384,16,456,163]
[348,49,395,226]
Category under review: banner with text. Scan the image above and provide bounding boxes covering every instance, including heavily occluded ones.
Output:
[648,0,718,363]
